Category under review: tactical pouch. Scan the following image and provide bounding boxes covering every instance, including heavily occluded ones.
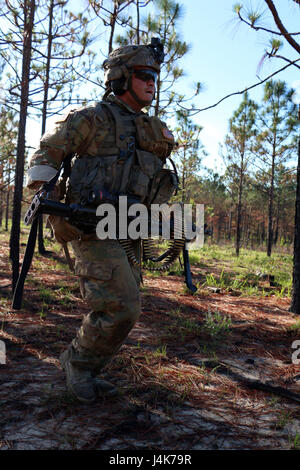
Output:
[135,115,175,161]
[126,149,163,200]
[148,168,179,204]
[67,155,124,204]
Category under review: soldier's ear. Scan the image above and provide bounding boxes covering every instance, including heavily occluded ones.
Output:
[111,78,127,95]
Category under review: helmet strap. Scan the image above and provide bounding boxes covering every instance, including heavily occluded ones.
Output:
[120,64,130,92]
[102,83,112,100]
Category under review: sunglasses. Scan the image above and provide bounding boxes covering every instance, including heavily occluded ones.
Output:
[133,69,157,84]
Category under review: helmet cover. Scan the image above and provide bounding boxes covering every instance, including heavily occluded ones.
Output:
[103,38,164,86]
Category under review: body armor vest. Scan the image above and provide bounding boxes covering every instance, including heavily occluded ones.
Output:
[66,99,177,207]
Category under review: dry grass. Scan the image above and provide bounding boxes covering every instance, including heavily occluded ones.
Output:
[0,232,300,449]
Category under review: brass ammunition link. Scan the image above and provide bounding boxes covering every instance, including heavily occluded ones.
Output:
[119,239,140,267]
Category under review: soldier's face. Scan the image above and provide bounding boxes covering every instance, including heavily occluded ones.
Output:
[131,66,156,104]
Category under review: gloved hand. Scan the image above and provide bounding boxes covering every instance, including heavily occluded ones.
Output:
[48,215,83,244]
[28,180,46,191]
[46,186,83,243]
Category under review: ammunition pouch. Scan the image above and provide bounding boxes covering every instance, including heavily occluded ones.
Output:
[68,154,124,204]
[135,115,175,161]
[148,168,179,204]
[126,149,163,200]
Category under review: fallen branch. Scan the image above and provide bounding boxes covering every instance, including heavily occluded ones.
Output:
[199,359,300,404]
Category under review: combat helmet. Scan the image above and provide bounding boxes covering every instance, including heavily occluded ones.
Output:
[102,38,164,104]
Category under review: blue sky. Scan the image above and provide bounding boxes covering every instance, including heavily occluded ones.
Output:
[174,0,300,171]
[27,0,299,172]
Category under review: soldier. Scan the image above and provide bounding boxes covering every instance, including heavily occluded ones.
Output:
[26,39,176,403]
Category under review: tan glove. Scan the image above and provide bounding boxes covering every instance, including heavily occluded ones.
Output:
[48,215,83,244]
[46,186,83,244]
[28,180,45,191]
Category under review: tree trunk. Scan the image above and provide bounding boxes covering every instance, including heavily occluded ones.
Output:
[261,221,265,244]
[41,0,54,135]
[181,147,186,204]
[0,191,3,229]
[256,224,260,245]
[136,0,140,44]
[38,0,54,255]
[5,187,10,231]
[290,139,300,314]
[236,159,244,256]
[227,210,232,240]
[217,216,222,244]
[10,0,36,292]
[245,213,251,248]
[5,162,11,231]
[108,3,118,54]
[273,195,280,246]
[0,164,3,228]
[267,150,275,256]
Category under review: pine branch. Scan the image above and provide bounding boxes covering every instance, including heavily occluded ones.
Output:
[264,0,300,53]
[236,6,300,36]
[180,59,300,116]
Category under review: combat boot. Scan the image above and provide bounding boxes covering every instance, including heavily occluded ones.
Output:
[59,350,97,403]
[93,377,119,397]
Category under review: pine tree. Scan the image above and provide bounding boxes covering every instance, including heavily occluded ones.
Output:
[34,1,93,253]
[8,0,36,292]
[254,80,298,256]
[221,92,258,256]
[172,109,204,204]
[0,0,95,266]
[290,139,300,314]
[0,108,17,231]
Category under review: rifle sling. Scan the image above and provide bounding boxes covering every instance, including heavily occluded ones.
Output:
[182,244,197,293]
[12,216,39,310]
[12,154,74,310]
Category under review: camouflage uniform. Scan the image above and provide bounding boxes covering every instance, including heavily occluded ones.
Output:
[27,96,145,374]
[26,41,175,399]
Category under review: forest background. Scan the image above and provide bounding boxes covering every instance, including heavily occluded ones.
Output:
[0,0,299,298]
[1,1,300,451]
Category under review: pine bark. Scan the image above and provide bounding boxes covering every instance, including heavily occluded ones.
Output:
[236,154,244,256]
[38,0,54,255]
[267,149,275,257]
[5,187,10,232]
[290,139,300,314]
[10,0,36,291]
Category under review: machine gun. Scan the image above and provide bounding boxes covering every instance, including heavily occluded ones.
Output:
[13,186,198,310]
[23,187,140,232]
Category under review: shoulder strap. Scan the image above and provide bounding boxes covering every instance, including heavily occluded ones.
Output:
[58,104,105,198]
[12,217,38,309]
[99,101,128,153]
[97,101,136,193]
[42,153,73,194]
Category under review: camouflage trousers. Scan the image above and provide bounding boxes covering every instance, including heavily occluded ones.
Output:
[67,238,141,374]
